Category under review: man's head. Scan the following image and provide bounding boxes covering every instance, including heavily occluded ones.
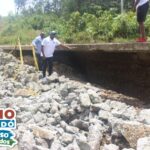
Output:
[40,32,45,39]
[50,31,57,39]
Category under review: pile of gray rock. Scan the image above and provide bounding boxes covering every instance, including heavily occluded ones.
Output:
[0,50,150,150]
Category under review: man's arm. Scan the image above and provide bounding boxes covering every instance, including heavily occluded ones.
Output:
[32,38,39,49]
[134,0,140,10]
[54,38,72,50]
[58,44,71,50]
[32,39,36,46]
[41,45,45,58]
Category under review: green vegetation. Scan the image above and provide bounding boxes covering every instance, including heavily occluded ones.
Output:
[0,0,149,44]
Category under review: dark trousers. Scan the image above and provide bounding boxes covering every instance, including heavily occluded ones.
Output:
[36,53,42,71]
[137,2,149,23]
[42,57,53,77]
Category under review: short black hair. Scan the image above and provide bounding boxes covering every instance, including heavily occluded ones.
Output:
[49,31,57,35]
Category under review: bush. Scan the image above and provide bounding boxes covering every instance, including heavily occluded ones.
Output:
[112,12,137,38]
[0,10,145,44]
[145,15,150,36]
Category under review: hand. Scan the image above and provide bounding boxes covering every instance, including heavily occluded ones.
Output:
[133,0,138,12]
[42,56,46,60]
[67,46,77,50]
[63,46,72,50]
[67,46,71,50]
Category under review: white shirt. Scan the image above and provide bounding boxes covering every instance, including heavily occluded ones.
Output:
[41,36,61,57]
[32,36,43,54]
[136,0,149,8]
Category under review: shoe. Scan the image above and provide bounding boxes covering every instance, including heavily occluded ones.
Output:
[136,37,147,42]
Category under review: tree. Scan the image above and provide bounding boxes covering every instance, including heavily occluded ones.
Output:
[14,0,133,16]
[14,0,28,14]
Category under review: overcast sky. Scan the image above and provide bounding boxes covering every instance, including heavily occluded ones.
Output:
[0,0,15,16]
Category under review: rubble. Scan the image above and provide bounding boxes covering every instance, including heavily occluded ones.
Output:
[0,51,149,150]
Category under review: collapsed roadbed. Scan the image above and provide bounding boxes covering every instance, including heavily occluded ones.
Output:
[2,42,150,103]
[0,48,150,149]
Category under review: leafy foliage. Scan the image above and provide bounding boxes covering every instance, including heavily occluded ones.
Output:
[0,0,149,44]
[112,12,138,38]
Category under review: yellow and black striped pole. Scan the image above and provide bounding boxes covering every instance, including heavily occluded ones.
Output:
[18,37,24,65]
[32,45,39,71]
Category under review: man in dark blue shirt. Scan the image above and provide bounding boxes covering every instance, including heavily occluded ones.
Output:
[32,32,45,70]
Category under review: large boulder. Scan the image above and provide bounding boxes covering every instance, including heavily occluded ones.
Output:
[110,120,150,148]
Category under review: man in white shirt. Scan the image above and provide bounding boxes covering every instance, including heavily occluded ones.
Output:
[134,0,149,42]
[41,31,70,77]
[32,32,45,70]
